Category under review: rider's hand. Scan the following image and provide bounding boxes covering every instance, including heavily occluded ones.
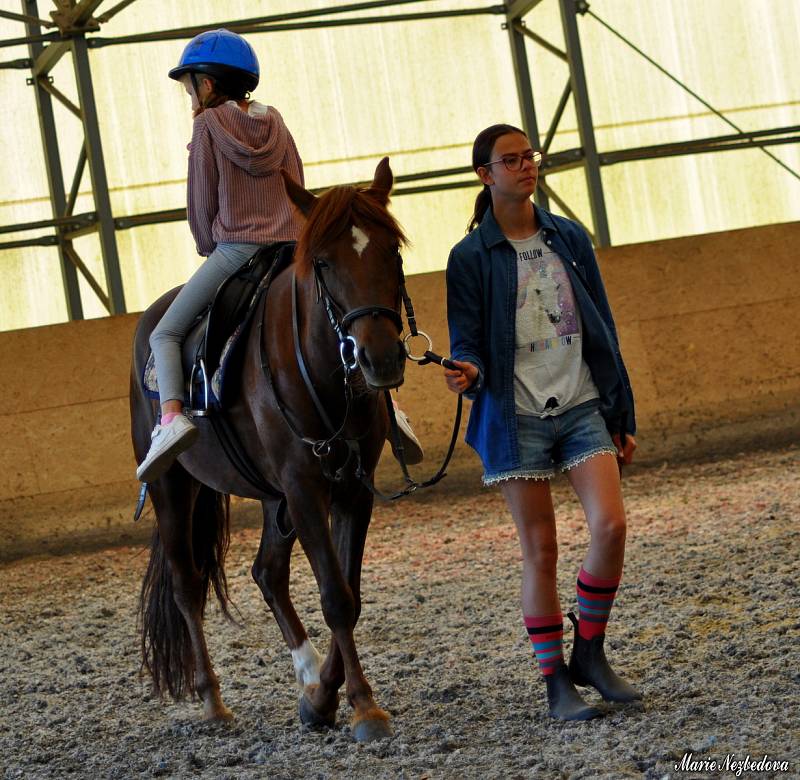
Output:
[444,360,479,395]
[612,433,636,465]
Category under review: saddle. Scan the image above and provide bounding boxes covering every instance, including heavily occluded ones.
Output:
[143,241,295,411]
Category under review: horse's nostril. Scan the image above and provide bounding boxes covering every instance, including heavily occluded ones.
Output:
[358,346,371,370]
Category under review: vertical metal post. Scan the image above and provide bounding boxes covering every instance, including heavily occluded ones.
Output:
[71,34,126,314]
[506,14,549,209]
[559,0,610,246]
[24,0,83,319]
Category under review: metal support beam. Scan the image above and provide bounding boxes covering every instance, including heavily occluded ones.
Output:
[0,235,59,251]
[87,5,506,48]
[543,79,571,153]
[36,75,83,118]
[0,7,53,26]
[513,20,567,61]
[559,0,610,246]
[30,39,69,76]
[0,57,33,69]
[71,33,126,314]
[65,143,87,217]
[599,125,800,166]
[506,0,547,17]
[538,179,594,242]
[506,12,549,208]
[50,0,102,33]
[0,211,96,236]
[63,243,111,312]
[24,0,82,319]
[96,0,139,24]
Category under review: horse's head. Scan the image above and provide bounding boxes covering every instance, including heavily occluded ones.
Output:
[282,158,409,390]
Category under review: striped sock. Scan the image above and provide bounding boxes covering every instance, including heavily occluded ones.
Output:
[576,567,621,640]
[524,614,564,676]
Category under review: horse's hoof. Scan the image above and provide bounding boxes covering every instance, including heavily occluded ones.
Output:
[352,715,393,743]
[203,703,234,722]
[299,693,336,729]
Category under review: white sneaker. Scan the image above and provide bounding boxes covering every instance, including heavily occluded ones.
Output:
[390,401,424,465]
[136,413,199,482]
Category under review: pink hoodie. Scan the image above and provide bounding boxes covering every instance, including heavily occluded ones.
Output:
[187,102,304,256]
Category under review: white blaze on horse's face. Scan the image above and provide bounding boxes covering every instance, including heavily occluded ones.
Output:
[291,639,323,689]
[351,225,370,258]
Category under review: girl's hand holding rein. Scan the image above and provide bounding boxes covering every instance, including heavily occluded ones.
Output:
[444,360,479,394]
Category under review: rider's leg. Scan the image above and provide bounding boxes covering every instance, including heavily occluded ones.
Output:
[150,243,261,408]
[137,243,260,482]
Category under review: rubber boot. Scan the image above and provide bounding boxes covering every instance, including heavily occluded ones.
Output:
[567,612,642,703]
[545,664,602,721]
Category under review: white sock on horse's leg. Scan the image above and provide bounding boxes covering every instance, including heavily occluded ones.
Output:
[291,638,323,688]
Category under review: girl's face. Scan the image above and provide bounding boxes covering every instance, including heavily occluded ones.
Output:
[180,73,213,111]
[477,132,538,201]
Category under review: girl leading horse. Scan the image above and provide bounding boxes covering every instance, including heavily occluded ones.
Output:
[131,159,408,742]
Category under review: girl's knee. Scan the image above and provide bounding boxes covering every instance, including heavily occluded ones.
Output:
[520,535,559,573]
[591,513,627,549]
[150,322,180,349]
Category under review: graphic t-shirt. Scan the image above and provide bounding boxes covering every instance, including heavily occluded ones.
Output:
[509,231,599,416]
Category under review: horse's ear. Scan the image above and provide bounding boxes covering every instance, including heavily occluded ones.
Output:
[367,156,393,204]
[281,169,317,216]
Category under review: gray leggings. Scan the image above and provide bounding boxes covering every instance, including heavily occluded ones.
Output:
[150,242,261,405]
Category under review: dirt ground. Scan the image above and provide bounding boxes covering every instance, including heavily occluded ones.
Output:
[1,445,798,779]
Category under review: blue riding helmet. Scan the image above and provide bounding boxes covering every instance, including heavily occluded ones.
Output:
[168,29,259,92]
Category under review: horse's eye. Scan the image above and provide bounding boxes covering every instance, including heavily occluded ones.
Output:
[317,260,329,269]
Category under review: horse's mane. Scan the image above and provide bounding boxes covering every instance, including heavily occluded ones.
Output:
[295,185,407,265]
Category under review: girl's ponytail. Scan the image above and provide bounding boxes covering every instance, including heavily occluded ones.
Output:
[467,185,492,233]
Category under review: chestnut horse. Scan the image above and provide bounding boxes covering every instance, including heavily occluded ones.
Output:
[130,159,409,742]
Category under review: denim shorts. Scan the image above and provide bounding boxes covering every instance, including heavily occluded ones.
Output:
[483,399,616,485]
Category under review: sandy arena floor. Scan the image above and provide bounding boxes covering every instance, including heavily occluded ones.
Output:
[1,446,798,779]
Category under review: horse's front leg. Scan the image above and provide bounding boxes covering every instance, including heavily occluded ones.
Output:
[302,483,388,739]
[251,499,324,690]
[287,482,391,742]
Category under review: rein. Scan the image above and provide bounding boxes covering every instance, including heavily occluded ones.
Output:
[261,249,462,500]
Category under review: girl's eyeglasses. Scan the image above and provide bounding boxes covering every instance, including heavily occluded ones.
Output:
[484,150,543,171]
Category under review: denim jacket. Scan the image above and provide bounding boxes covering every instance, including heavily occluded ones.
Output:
[446,205,636,473]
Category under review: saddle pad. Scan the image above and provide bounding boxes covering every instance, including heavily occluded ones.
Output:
[142,335,228,406]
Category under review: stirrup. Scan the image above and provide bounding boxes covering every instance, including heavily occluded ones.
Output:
[188,358,210,417]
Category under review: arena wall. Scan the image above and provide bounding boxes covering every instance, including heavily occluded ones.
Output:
[2,221,798,558]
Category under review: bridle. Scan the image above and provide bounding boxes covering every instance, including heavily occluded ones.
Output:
[258,242,462,505]
[309,252,405,376]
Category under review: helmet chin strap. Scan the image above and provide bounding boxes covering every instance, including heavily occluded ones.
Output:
[189,72,200,100]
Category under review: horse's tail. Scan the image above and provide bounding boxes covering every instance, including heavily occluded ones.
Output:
[139,485,232,699]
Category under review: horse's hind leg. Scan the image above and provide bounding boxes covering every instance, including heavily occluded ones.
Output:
[141,466,233,721]
[251,499,325,692]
